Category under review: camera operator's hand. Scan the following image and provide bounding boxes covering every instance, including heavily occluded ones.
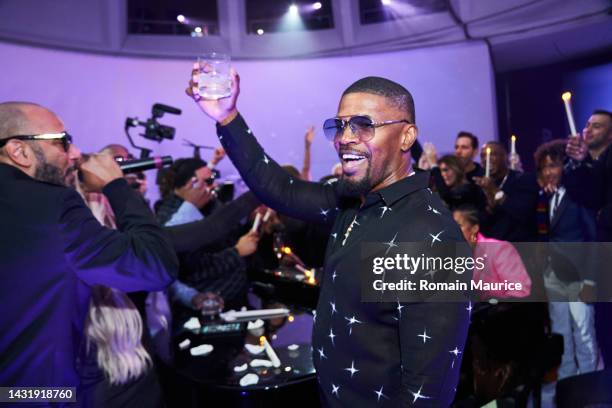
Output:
[186,63,240,126]
[78,153,123,192]
[235,231,260,257]
[176,178,215,209]
[566,135,588,162]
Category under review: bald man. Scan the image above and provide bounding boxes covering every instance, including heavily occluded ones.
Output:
[0,102,177,400]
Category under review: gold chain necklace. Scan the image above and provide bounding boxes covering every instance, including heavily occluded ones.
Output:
[341,215,359,246]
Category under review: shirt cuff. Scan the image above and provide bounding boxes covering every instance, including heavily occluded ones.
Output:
[164,200,203,226]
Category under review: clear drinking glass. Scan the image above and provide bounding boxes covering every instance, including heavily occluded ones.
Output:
[197,52,232,100]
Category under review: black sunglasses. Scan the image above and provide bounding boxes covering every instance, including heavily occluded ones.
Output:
[0,132,73,152]
[322,115,411,142]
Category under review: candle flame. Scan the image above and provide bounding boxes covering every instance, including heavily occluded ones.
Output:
[511,135,516,142]
[486,147,491,154]
[288,315,294,322]
[281,246,292,254]
[259,336,266,346]
[562,92,572,101]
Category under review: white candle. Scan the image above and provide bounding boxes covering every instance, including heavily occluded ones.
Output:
[510,135,516,170]
[485,147,491,178]
[562,92,578,136]
[261,337,281,368]
[251,213,262,233]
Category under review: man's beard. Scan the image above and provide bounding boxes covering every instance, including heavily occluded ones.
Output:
[337,161,372,198]
[31,145,74,187]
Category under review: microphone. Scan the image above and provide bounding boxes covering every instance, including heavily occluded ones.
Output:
[117,156,173,174]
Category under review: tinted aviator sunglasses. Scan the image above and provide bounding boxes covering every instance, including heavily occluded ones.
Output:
[322,115,411,142]
[0,132,73,152]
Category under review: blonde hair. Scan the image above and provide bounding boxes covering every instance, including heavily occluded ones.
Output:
[85,285,152,385]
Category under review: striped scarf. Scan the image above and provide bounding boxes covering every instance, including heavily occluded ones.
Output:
[536,189,550,241]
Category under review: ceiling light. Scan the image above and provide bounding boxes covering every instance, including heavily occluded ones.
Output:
[256,28,264,35]
[176,14,185,23]
[288,4,299,15]
[313,2,322,10]
[194,26,202,33]
[381,0,392,5]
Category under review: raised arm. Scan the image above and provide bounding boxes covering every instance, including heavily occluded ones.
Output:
[186,65,339,224]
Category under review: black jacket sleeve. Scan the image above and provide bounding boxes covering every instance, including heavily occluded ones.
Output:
[60,178,178,292]
[164,191,260,253]
[216,114,340,224]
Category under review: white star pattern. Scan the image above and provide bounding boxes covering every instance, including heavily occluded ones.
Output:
[320,208,329,218]
[246,128,252,134]
[383,232,399,255]
[450,346,462,368]
[424,269,437,279]
[396,301,405,319]
[344,360,359,378]
[379,206,392,218]
[330,301,337,315]
[317,347,327,360]
[409,384,431,403]
[262,154,269,164]
[331,384,340,397]
[289,178,294,184]
[328,328,336,346]
[466,302,473,314]
[374,386,389,402]
[332,270,338,282]
[418,329,432,344]
[330,233,338,242]
[427,205,441,215]
[429,230,444,246]
[345,315,363,335]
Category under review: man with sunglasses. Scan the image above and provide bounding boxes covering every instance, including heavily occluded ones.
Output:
[186,68,470,406]
[0,102,178,400]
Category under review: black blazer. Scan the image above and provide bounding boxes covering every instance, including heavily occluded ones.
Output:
[0,164,177,393]
[480,170,540,242]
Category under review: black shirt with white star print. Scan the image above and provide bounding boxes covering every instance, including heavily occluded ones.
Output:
[217,114,471,407]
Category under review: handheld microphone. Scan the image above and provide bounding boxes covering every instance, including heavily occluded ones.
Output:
[117,156,173,174]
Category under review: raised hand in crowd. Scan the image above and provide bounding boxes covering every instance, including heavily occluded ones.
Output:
[509,152,523,172]
[78,152,123,192]
[566,134,589,162]
[417,141,438,170]
[234,231,260,257]
[186,62,240,124]
[175,177,216,209]
[473,175,504,210]
[211,146,226,166]
[302,125,315,181]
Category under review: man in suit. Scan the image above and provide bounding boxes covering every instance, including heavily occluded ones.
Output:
[536,140,599,379]
[0,102,178,402]
[474,141,540,242]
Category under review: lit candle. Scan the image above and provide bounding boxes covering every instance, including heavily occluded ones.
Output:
[562,92,578,136]
[251,213,262,233]
[510,135,517,170]
[261,337,281,368]
[485,147,491,178]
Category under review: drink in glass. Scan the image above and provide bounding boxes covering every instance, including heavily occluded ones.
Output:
[197,53,232,100]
